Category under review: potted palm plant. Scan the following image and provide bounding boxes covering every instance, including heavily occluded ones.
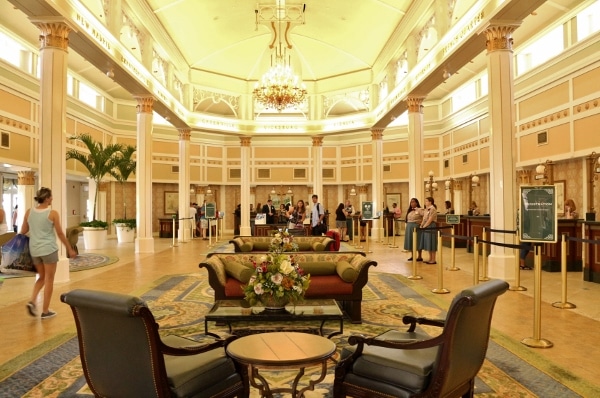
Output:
[66,134,124,249]
[110,145,137,243]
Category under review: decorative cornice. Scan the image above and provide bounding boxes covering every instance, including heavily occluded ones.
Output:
[371,128,384,140]
[406,97,425,113]
[31,19,71,50]
[519,109,569,131]
[484,23,520,52]
[134,96,154,114]
[17,171,36,185]
[177,129,191,140]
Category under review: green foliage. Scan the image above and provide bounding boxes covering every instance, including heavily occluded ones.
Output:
[66,134,137,222]
[79,220,109,229]
[112,218,137,230]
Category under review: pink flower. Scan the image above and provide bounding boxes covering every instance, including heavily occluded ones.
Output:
[271,272,283,285]
[253,283,264,295]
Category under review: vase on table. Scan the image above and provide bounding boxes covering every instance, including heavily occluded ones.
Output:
[259,295,290,311]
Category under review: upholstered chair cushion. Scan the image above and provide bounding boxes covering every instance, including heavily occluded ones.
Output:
[336,261,359,282]
[224,261,254,283]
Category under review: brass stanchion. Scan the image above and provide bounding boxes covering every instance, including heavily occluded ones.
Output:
[408,228,422,280]
[509,234,527,291]
[522,245,553,348]
[432,231,449,294]
[207,218,213,247]
[480,228,489,281]
[172,217,178,247]
[190,217,195,241]
[447,226,460,271]
[355,217,363,249]
[389,218,398,248]
[473,236,479,285]
[552,234,576,309]
[366,223,372,253]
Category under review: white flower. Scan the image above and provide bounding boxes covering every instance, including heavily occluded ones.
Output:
[253,283,264,295]
[258,255,268,264]
[271,272,283,285]
[249,275,256,284]
[293,285,303,293]
[279,259,294,274]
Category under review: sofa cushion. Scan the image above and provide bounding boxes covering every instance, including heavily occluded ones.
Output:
[224,278,245,298]
[305,275,353,295]
[297,243,313,251]
[312,242,326,251]
[252,242,271,251]
[336,261,359,283]
[340,330,438,393]
[224,261,254,284]
[299,261,337,276]
[239,242,253,252]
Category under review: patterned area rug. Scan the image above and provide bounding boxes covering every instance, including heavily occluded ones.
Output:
[0,254,119,279]
[0,272,598,397]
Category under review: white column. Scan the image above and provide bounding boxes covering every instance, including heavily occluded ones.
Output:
[371,129,384,239]
[485,23,521,279]
[240,137,252,236]
[407,97,425,201]
[16,171,36,232]
[134,96,155,253]
[177,129,192,242]
[311,136,323,197]
[31,18,72,283]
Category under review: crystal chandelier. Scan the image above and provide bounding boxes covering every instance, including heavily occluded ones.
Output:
[253,2,307,111]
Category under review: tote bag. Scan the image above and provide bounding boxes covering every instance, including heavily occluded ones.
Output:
[1,234,35,273]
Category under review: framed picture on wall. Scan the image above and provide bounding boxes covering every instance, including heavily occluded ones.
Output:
[385,193,401,212]
[554,180,565,216]
[164,191,178,215]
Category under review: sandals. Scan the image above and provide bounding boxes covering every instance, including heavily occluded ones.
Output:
[520,265,532,270]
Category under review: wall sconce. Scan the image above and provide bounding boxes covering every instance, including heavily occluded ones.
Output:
[349,187,357,196]
[445,179,452,190]
[287,187,293,195]
[535,160,553,183]
[206,186,213,196]
[590,151,600,174]
[270,186,276,195]
[425,170,437,192]
[471,174,480,187]
[189,186,196,195]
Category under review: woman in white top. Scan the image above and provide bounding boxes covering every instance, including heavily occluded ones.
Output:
[20,187,77,319]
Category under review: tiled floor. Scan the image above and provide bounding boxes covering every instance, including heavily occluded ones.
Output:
[1,232,599,390]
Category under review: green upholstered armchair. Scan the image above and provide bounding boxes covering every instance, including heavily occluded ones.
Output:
[334,279,509,398]
[61,289,249,398]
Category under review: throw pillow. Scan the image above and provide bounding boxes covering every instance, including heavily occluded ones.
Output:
[336,261,359,283]
[224,261,254,283]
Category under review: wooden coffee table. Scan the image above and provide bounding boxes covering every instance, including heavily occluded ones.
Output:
[226,332,336,397]
[204,299,344,339]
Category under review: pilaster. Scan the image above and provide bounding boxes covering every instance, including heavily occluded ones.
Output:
[134,96,155,253]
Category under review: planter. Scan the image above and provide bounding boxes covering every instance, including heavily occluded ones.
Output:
[115,224,135,243]
[82,227,107,250]
[259,295,290,311]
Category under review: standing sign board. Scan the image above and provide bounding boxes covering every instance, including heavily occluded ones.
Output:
[361,202,374,220]
[205,202,216,219]
[519,185,557,243]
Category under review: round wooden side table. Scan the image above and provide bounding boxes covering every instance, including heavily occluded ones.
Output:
[226,332,336,397]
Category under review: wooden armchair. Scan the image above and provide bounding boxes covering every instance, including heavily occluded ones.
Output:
[334,279,509,398]
[61,289,249,398]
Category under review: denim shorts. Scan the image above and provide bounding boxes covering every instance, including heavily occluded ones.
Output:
[32,250,59,265]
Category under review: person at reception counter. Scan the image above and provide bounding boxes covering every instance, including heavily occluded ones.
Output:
[469,201,480,216]
[564,199,578,219]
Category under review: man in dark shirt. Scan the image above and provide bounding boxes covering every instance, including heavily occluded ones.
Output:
[262,199,276,224]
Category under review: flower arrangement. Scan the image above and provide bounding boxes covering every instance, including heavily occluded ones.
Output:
[243,252,311,307]
[269,229,298,253]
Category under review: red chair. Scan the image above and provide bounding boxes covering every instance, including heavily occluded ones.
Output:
[326,230,341,251]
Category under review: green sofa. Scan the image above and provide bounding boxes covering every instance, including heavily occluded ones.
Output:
[199,252,377,323]
[229,235,335,252]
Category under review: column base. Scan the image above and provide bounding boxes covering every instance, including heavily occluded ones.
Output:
[240,226,252,236]
[54,257,70,283]
[488,253,517,280]
[135,237,155,253]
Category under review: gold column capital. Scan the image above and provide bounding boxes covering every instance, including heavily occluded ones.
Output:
[177,128,191,141]
[484,22,521,52]
[406,97,425,113]
[134,96,154,114]
[312,136,324,147]
[17,171,36,185]
[31,18,72,50]
[240,136,252,147]
[371,128,384,140]
[358,185,368,194]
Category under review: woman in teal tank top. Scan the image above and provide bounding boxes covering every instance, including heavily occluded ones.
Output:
[19,187,77,319]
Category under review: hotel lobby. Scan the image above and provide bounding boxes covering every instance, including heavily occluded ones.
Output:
[1,0,600,396]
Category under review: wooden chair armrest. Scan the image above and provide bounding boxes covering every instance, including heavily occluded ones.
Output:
[161,335,237,356]
[402,315,445,332]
